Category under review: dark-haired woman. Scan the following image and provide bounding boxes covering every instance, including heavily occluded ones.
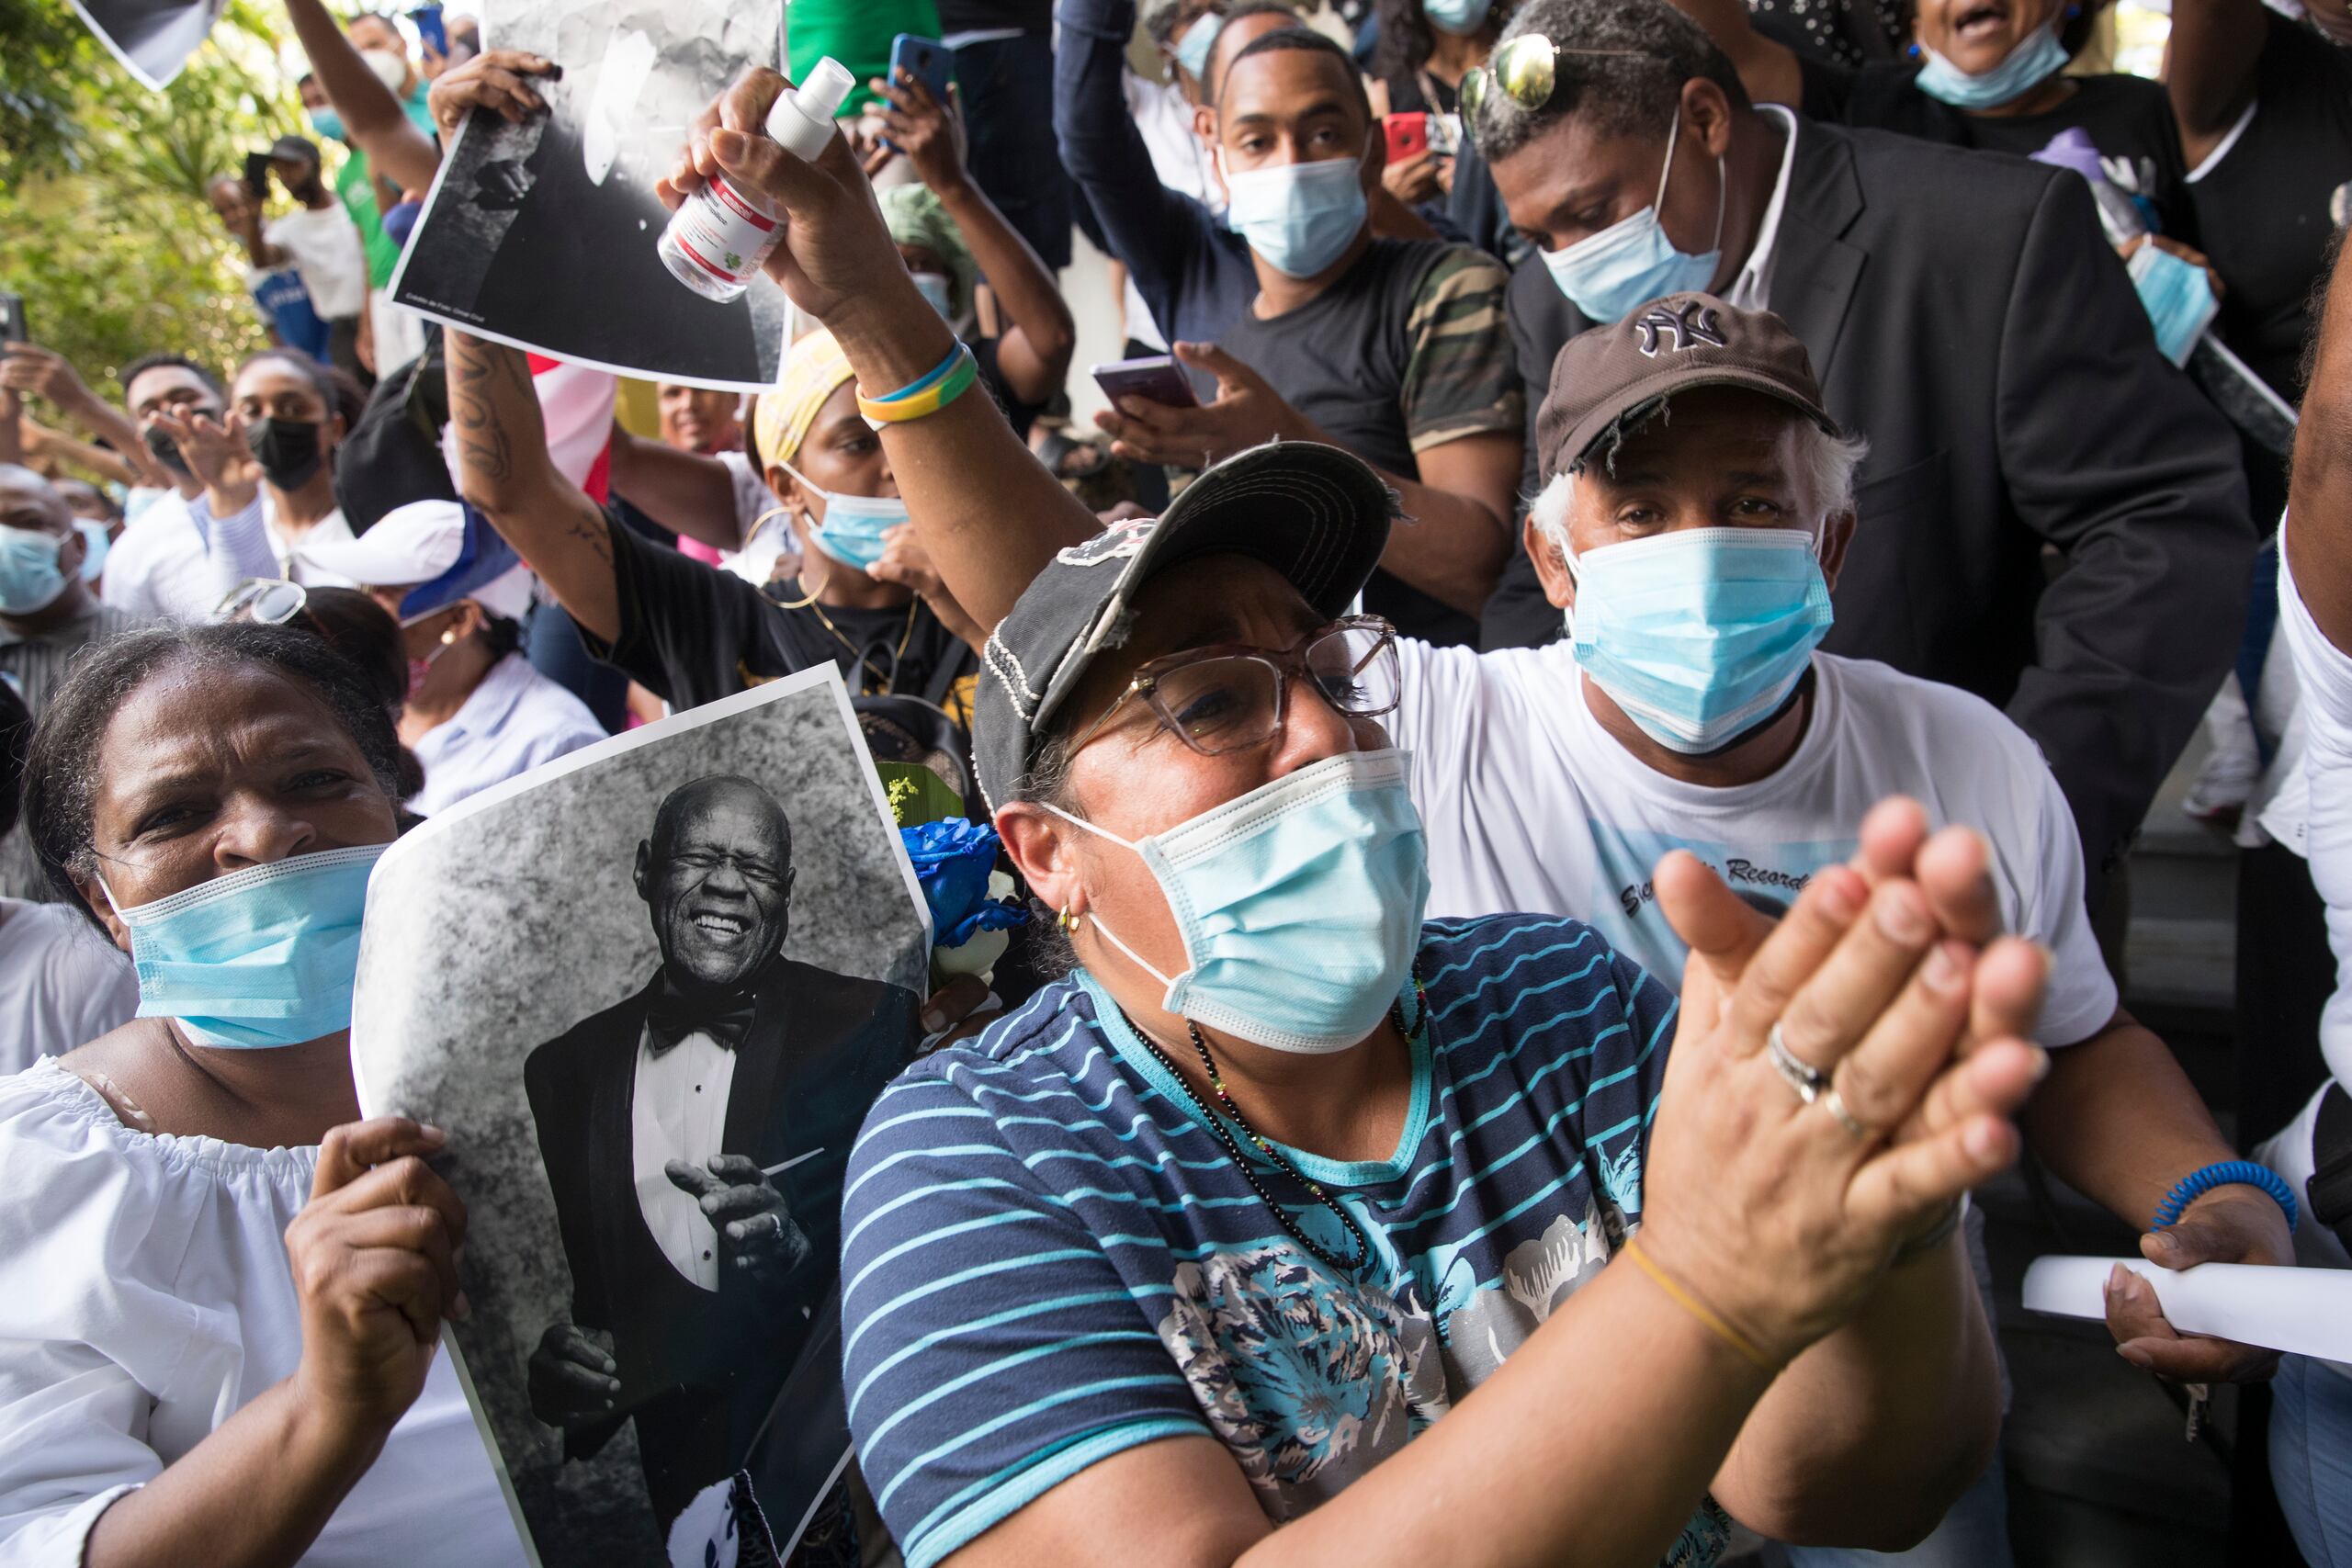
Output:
[301,501,604,817]
[147,348,359,599]
[0,621,522,1565]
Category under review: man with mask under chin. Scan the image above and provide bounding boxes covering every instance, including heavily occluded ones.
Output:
[1385,294,2296,1560]
[522,774,918,1557]
[0,466,138,900]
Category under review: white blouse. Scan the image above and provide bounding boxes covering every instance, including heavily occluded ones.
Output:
[0,1058,526,1565]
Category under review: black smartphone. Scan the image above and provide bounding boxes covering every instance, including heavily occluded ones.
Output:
[1091,355,1201,411]
[244,150,273,199]
[0,292,25,346]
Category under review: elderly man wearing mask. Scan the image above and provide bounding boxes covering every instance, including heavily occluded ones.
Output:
[298,500,605,816]
[1466,0,2254,941]
[0,621,521,1564]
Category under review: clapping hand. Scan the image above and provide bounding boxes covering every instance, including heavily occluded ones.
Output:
[1635,806,2051,1366]
[666,1155,812,1286]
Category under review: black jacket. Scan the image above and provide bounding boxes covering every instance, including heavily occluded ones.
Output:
[1483,119,2256,879]
[523,957,917,1527]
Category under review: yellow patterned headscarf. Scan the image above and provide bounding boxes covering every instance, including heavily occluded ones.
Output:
[752,328,856,470]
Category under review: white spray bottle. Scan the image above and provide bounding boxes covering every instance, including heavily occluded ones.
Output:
[658,56,855,302]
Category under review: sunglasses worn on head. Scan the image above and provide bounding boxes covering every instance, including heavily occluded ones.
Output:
[1459,36,1664,122]
[218,577,307,626]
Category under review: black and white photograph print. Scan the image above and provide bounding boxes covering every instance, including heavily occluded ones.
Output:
[69,0,226,90]
[350,666,928,1567]
[390,0,796,389]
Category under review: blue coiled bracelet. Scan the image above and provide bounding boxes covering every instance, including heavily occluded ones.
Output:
[2149,1160,2298,1234]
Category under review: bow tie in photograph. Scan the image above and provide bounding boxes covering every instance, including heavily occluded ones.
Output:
[646,981,759,1053]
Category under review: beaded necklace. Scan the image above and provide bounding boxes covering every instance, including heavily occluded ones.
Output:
[1122,973,1429,1277]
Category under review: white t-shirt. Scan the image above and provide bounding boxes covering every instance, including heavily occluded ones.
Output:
[262,204,369,322]
[100,492,216,623]
[0,903,140,1075]
[1391,643,2120,1049]
[0,1058,525,1565]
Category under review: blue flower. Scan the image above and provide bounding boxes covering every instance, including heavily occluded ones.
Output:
[900,818,1029,948]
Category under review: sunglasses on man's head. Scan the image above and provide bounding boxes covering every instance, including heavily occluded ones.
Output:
[1459,36,1664,122]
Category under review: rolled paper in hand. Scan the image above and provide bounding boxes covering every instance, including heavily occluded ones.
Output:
[2022,1256,2352,1361]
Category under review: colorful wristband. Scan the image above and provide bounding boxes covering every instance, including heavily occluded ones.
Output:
[869,342,965,405]
[1621,1235,1778,1371]
[858,344,978,424]
[2151,1160,2298,1234]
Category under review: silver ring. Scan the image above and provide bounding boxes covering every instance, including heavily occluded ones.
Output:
[1822,1086,1872,1139]
[1767,1022,1830,1105]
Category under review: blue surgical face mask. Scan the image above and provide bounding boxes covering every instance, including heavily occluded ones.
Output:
[1423,0,1494,36]
[1913,19,2070,110]
[1540,113,1724,323]
[0,525,71,615]
[2128,243,2218,367]
[1047,749,1431,1054]
[782,459,909,571]
[1219,152,1370,280]
[98,844,388,1050]
[1566,525,1834,753]
[309,107,348,142]
[911,271,956,320]
[1173,11,1222,80]
[74,519,111,582]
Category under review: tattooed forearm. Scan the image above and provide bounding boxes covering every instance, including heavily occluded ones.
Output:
[447,330,529,490]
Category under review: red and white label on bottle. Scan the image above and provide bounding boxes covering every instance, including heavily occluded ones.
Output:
[666,176,783,284]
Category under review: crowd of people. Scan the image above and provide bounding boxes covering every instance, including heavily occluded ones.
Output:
[0,0,2348,1562]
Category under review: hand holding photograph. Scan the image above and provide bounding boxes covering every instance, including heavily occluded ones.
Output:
[351,667,928,1566]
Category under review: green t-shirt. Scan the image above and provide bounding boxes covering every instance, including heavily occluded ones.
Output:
[334,153,400,291]
[785,0,940,117]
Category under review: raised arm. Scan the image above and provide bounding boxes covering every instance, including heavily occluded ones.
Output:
[281,0,444,194]
[2288,223,2352,649]
[0,344,176,491]
[662,72,1095,631]
[874,72,1077,408]
[2165,0,2269,168]
[446,329,623,642]
[1657,0,1804,108]
[604,425,752,552]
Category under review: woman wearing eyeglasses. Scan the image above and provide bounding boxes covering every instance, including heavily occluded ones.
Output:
[668,87,2056,1567]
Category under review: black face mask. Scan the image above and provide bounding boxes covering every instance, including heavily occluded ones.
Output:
[245,417,326,491]
[142,424,192,477]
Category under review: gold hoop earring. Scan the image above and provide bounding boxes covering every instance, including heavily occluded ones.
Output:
[1058,905,1085,933]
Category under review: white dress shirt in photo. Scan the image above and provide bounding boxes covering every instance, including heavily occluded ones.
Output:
[632,1025,739,1291]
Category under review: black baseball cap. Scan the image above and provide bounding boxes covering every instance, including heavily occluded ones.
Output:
[972,441,1396,813]
[1535,292,1840,486]
[266,134,322,164]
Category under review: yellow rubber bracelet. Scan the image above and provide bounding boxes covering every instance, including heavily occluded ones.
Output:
[1622,1235,1778,1371]
[857,345,978,423]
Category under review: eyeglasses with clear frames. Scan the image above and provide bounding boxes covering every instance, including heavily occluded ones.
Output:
[1066,615,1402,760]
[216,578,308,626]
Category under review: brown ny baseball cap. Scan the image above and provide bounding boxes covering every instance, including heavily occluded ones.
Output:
[1534,293,1840,486]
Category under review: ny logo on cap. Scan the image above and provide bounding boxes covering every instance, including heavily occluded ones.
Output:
[1056,518,1156,569]
[1634,301,1727,357]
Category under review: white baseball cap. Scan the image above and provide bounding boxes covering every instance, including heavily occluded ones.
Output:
[303,500,535,621]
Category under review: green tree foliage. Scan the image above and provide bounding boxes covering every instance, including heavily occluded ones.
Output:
[0,0,306,388]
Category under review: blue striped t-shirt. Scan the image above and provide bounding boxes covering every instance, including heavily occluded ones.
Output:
[840,913,1726,1567]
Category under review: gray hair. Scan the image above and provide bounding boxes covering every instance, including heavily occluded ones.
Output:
[1470,0,1748,165]
[1528,404,1871,560]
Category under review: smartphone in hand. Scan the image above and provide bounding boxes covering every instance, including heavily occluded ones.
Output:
[1384,112,1429,166]
[244,151,274,200]
[0,293,26,346]
[1091,355,1200,411]
[410,4,448,57]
